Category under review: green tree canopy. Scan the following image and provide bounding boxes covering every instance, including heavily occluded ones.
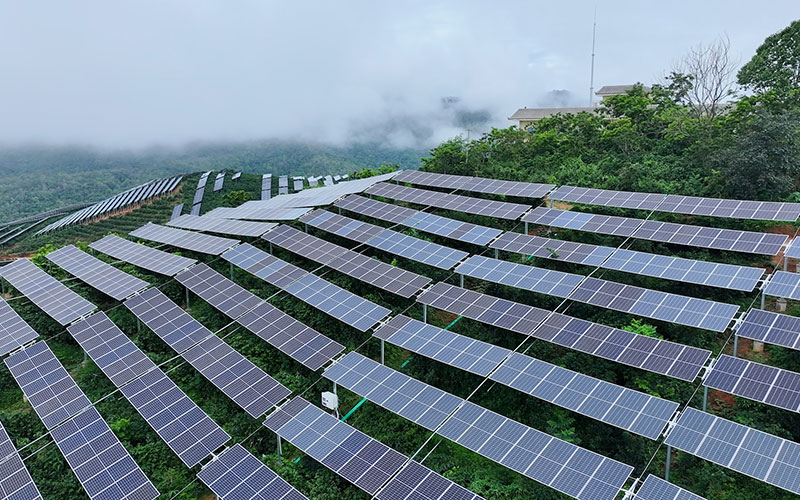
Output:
[738,19,800,94]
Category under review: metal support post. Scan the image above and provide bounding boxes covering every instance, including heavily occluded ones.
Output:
[761,293,765,310]
[304,223,308,233]
[185,287,190,308]
[423,304,427,323]
[229,262,234,280]
[269,242,273,254]
[494,248,498,259]
[460,274,464,288]
[733,333,738,358]
[137,319,141,334]
[332,382,337,395]
[784,258,789,271]
[276,435,282,456]
[665,445,671,482]
[524,222,528,234]
[381,340,385,365]
[702,386,708,412]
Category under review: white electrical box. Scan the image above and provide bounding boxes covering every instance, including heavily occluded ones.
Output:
[321,391,339,410]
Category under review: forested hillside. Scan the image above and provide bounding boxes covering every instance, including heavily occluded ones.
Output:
[0,140,424,223]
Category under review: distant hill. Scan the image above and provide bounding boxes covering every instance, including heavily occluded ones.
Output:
[0,140,425,223]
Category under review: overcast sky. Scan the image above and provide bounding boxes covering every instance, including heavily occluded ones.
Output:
[1,1,798,149]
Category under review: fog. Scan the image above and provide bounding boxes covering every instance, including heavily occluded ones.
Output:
[1,1,798,149]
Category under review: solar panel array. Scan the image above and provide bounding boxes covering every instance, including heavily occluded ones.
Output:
[262,173,273,200]
[232,171,242,181]
[262,225,431,298]
[323,175,333,187]
[175,263,344,370]
[213,172,225,192]
[0,297,39,356]
[665,407,800,495]
[192,172,211,216]
[524,207,787,255]
[490,232,763,291]
[168,214,277,237]
[417,283,711,381]
[0,420,43,500]
[456,255,584,298]
[205,205,312,221]
[335,195,502,245]
[366,182,532,220]
[170,203,184,221]
[130,223,239,255]
[46,245,149,300]
[124,288,291,417]
[764,271,800,300]
[36,175,182,235]
[4,342,159,500]
[393,170,555,198]
[90,234,196,276]
[549,185,800,221]
[705,354,800,413]
[197,444,309,500]
[300,210,469,269]
[222,243,390,331]
[279,175,289,195]
[0,258,96,325]
[634,475,706,500]
[263,397,484,500]
[373,316,678,439]
[293,177,304,192]
[67,312,231,467]
[736,309,800,351]
[325,354,632,500]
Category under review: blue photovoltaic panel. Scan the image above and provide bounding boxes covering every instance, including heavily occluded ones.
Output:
[170,204,184,221]
[176,263,344,370]
[90,234,196,277]
[130,223,239,255]
[393,170,555,198]
[4,342,159,500]
[634,475,706,500]
[665,407,800,495]
[523,207,787,255]
[785,239,800,259]
[704,354,800,413]
[549,186,666,211]
[366,182,531,220]
[168,214,277,237]
[490,231,615,267]
[0,421,43,500]
[124,288,291,417]
[0,258,96,326]
[263,397,484,500]
[764,271,800,300]
[67,312,231,467]
[455,255,583,298]
[222,243,391,331]
[736,309,800,351]
[417,282,711,381]
[197,444,309,500]
[0,297,39,356]
[335,194,502,246]
[46,245,149,300]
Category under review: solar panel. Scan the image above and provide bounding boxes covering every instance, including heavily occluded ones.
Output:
[168,214,277,237]
[262,174,273,200]
[232,171,242,180]
[366,182,531,220]
[204,206,312,221]
[222,243,391,331]
[130,223,239,255]
[490,231,616,266]
[4,342,159,500]
[90,235,195,276]
[124,288,291,417]
[705,354,800,413]
[335,195,502,246]
[550,185,800,221]
[262,225,431,298]
[197,444,309,500]
[0,258,95,325]
[571,277,739,332]
[524,207,787,255]
[263,397,484,500]
[0,297,39,356]
[190,203,202,216]
[786,238,800,259]
[393,170,555,198]
[193,188,205,205]
[455,255,583,298]
[0,421,43,500]
[736,309,800,351]
[300,210,469,270]
[417,283,711,381]
[46,245,149,300]
[213,172,225,192]
[176,263,344,370]
[374,316,677,439]
[67,312,231,467]
[170,203,184,221]
[634,475,706,500]
[293,178,304,192]
[764,271,800,300]
[665,407,800,495]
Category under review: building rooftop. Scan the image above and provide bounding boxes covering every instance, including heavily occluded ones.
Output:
[595,84,651,96]
[508,107,597,120]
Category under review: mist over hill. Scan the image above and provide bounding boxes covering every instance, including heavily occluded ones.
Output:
[0,140,425,223]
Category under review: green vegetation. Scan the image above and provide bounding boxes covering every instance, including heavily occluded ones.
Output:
[1,20,800,500]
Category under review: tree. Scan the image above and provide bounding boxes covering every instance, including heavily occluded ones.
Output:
[671,36,738,121]
[222,189,251,207]
[738,20,800,94]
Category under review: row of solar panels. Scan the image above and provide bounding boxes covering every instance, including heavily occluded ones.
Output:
[190,170,212,216]
[36,175,183,235]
